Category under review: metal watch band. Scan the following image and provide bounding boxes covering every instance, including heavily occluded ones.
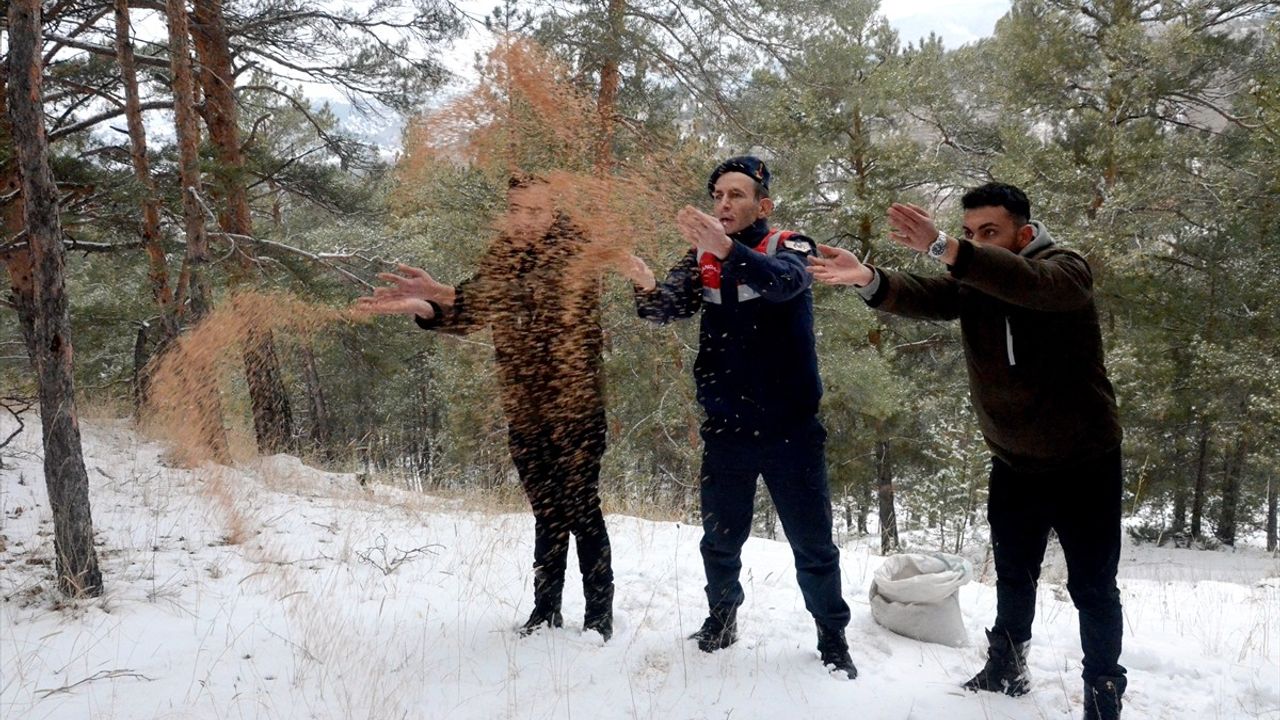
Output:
[927,232,949,259]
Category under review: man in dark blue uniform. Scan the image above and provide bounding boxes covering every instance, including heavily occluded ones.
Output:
[622,156,856,678]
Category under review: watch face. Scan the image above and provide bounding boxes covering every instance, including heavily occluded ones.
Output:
[929,235,948,257]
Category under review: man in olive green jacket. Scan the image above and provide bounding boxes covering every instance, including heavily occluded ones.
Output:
[809,183,1126,720]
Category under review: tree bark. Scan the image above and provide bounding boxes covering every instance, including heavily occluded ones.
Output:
[115,0,177,413]
[875,438,899,555]
[191,0,251,243]
[114,0,176,342]
[241,328,294,454]
[1215,434,1247,547]
[192,0,294,454]
[857,476,871,535]
[594,0,625,174]
[1190,421,1210,541]
[300,343,330,451]
[1,67,36,359]
[1266,475,1277,553]
[165,0,231,462]
[1171,484,1187,537]
[7,0,104,597]
[131,323,150,414]
[166,0,213,322]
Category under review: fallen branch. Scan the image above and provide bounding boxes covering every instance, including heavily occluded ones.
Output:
[36,669,155,698]
[356,533,442,575]
[1,395,34,461]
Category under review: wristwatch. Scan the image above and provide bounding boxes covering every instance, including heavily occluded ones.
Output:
[927,232,950,260]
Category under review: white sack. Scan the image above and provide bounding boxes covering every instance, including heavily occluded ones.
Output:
[869,552,973,647]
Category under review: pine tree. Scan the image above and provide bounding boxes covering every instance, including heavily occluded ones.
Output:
[6,0,104,597]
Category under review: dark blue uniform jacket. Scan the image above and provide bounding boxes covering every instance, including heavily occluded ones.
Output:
[635,219,822,436]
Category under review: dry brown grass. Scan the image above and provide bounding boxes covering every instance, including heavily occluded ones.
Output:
[141,291,342,467]
[398,35,707,279]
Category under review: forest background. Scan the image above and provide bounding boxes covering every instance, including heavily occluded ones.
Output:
[3,0,1278,602]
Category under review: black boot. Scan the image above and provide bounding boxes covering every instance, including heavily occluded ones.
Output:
[816,622,858,679]
[583,583,614,641]
[689,607,738,653]
[963,628,1031,696]
[1082,674,1126,720]
[519,605,563,636]
[518,568,564,637]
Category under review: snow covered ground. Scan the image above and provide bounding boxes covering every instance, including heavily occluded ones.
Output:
[2,417,1277,720]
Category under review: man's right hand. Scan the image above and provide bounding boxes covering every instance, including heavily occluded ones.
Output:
[352,263,452,318]
[374,264,455,305]
[807,245,875,287]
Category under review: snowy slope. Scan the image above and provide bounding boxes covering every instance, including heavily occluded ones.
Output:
[2,417,1277,720]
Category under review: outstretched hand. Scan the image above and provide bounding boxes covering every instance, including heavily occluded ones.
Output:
[374,264,453,304]
[807,244,874,287]
[619,253,656,291]
[886,203,940,253]
[676,206,732,259]
[352,294,435,318]
[351,263,453,318]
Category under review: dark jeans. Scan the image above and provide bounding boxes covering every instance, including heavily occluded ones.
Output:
[699,420,851,630]
[508,413,613,608]
[988,447,1126,683]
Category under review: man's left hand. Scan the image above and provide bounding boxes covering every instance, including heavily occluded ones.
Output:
[886,203,940,253]
[352,295,434,318]
[676,205,732,259]
[620,253,656,291]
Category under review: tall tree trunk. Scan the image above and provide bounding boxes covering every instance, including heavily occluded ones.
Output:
[1215,434,1247,547]
[414,360,435,482]
[1190,421,1210,541]
[0,68,35,358]
[115,0,177,413]
[857,476,871,535]
[299,343,330,451]
[131,323,149,415]
[114,0,176,340]
[7,0,104,597]
[851,109,874,257]
[1171,484,1188,537]
[191,0,294,454]
[1266,476,1277,553]
[875,437,899,555]
[167,0,211,321]
[166,0,228,461]
[190,0,251,242]
[241,331,294,454]
[594,0,625,174]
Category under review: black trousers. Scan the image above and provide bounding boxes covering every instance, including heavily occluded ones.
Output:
[988,447,1125,683]
[508,413,613,610]
[699,420,851,630]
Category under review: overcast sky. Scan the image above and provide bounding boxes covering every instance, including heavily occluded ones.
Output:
[878,0,1011,47]
[313,0,1012,138]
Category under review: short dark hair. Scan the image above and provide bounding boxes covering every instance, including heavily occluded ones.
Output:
[961,182,1031,226]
